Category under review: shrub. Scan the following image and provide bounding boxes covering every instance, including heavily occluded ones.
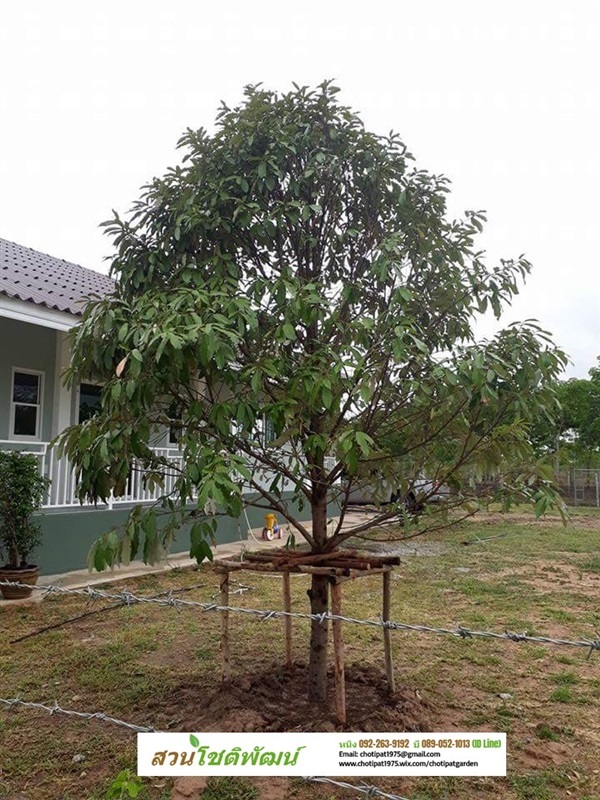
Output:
[0,451,49,568]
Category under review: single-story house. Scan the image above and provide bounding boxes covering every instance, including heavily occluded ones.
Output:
[0,238,303,574]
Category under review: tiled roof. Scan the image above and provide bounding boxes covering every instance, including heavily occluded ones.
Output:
[0,238,114,316]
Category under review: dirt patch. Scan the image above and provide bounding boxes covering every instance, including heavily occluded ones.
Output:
[154,659,600,797]
[172,776,288,800]
[517,740,573,769]
[378,541,451,558]
[462,511,600,530]
[349,538,451,558]
[490,559,600,595]
[172,777,209,799]
[152,662,431,734]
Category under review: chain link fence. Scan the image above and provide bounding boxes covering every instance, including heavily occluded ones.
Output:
[555,469,600,507]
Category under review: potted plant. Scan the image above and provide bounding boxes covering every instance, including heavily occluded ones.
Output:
[0,451,49,600]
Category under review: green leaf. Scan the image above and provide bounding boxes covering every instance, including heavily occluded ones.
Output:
[282,323,296,341]
[111,382,121,401]
[120,535,132,566]
[355,431,373,456]
[87,541,98,572]
[93,541,106,572]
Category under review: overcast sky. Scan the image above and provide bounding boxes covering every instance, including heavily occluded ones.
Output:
[1,0,598,377]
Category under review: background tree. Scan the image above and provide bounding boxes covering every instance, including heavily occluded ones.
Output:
[531,358,600,470]
[59,82,567,703]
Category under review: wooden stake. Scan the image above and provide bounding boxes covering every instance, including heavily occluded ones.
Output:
[282,571,293,668]
[296,565,347,577]
[216,560,277,572]
[245,550,357,567]
[220,571,230,683]
[330,580,346,725]
[335,567,387,583]
[382,570,395,695]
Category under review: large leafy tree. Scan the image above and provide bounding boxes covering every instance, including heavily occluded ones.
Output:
[531,358,600,469]
[59,82,567,702]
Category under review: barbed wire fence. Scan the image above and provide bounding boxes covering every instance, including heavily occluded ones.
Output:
[2,580,599,657]
[1,578,598,799]
[0,697,157,733]
[0,697,413,800]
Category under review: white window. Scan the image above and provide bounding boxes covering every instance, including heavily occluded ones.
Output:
[10,368,44,440]
[256,414,276,446]
[78,383,103,423]
[167,403,182,446]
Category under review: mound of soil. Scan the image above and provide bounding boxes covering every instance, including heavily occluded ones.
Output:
[152,661,432,733]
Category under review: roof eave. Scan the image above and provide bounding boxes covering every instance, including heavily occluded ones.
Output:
[0,294,79,332]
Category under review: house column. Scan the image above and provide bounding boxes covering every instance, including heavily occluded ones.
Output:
[52,330,73,437]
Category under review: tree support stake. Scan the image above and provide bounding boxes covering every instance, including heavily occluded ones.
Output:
[330,579,346,725]
[220,571,230,683]
[283,571,293,668]
[383,570,395,695]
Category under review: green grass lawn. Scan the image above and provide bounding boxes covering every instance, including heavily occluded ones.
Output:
[1,506,599,800]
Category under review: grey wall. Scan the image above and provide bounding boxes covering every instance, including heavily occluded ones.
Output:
[34,494,315,576]
[0,317,57,441]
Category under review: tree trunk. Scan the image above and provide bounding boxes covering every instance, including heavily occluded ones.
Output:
[308,573,329,702]
[9,539,20,569]
[308,487,329,703]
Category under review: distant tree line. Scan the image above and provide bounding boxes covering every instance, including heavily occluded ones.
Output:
[531,358,600,471]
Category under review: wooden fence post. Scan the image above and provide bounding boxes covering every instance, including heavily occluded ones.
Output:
[282,571,293,668]
[220,571,230,683]
[383,570,395,695]
[330,580,346,725]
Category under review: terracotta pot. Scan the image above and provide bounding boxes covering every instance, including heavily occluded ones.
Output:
[0,565,40,600]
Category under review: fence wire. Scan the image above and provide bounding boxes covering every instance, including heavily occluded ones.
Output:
[2,580,598,657]
[0,697,157,733]
[1,697,412,800]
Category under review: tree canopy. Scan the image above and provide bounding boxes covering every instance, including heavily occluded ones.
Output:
[58,82,568,700]
[531,358,600,469]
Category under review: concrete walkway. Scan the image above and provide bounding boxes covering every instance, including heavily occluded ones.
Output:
[0,509,382,604]
[40,527,295,589]
[0,528,294,605]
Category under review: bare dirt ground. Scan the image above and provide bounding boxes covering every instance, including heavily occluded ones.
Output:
[461,511,600,530]
[492,559,600,595]
[155,662,431,734]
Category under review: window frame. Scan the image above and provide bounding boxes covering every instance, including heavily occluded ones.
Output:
[167,403,183,447]
[78,382,103,424]
[9,367,45,441]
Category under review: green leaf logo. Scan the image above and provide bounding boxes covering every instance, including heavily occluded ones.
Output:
[189,734,200,748]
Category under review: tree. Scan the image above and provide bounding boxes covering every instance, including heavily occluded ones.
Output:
[531,358,600,469]
[59,82,567,703]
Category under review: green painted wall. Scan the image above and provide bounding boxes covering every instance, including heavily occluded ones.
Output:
[0,318,57,441]
[34,495,315,576]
